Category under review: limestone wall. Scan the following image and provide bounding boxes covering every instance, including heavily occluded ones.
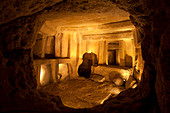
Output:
[33,27,138,81]
[0,0,169,112]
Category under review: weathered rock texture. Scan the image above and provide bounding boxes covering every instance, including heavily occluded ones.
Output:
[41,78,124,109]
[0,0,169,113]
[0,0,63,25]
[113,0,170,112]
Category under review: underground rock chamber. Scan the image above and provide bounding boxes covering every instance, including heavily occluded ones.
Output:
[33,3,144,109]
[0,0,169,112]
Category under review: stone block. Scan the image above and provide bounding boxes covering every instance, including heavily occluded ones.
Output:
[109,72,124,86]
[125,75,136,89]
[91,74,105,82]
[45,36,55,57]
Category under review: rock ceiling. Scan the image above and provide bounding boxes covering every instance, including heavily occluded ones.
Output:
[0,0,169,113]
[0,0,134,36]
[0,0,63,25]
[38,1,134,36]
[45,5,130,27]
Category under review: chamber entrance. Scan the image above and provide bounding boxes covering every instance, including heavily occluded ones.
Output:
[108,50,117,65]
[32,3,144,109]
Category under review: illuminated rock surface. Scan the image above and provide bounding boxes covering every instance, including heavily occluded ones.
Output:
[41,78,124,109]
[0,0,169,113]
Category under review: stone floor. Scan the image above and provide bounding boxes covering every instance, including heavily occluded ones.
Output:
[40,77,125,109]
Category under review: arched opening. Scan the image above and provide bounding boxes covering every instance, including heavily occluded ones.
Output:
[0,0,168,113]
[32,2,144,108]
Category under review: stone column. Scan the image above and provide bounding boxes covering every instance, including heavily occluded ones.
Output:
[119,40,125,66]
[51,60,59,83]
[55,33,62,57]
[105,41,109,65]
[36,65,41,89]
[45,36,55,56]
[70,32,78,78]
[33,33,47,58]
[61,33,68,57]
[98,41,105,64]
[41,34,47,58]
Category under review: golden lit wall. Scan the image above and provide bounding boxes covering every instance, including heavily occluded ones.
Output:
[55,31,136,74]
[33,29,137,80]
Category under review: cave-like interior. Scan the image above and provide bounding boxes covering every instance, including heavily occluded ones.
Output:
[0,0,169,113]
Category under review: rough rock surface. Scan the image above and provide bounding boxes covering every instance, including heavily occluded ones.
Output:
[109,72,124,86]
[93,65,131,81]
[41,78,124,109]
[0,0,169,113]
[0,0,63,25]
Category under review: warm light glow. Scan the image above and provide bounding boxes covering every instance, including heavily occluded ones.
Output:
[122,70,129,76]
[59,64,63,69]
[100,93,112,104]
[40,65,45,83]
[86,40,99,54]
[135,63,139,70]
[110,87,121,94]
[100,87,122,104]
[114,78,123,86]
[138,76,141,81]
[132,84,137,89]
[87,39,92,53]
[121,70,130,80]
[87,50,92,53]
[70,32,77,58]
[58,63,69,80]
